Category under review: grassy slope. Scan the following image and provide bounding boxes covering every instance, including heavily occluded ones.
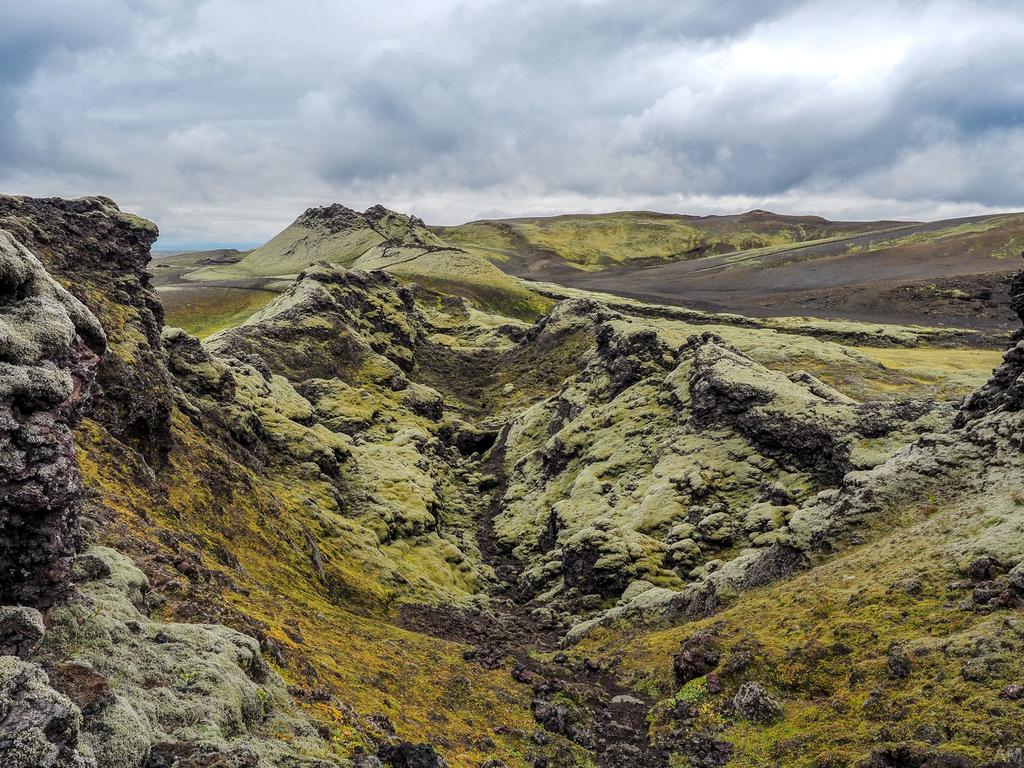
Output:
[75,408,575,768]
[161,286,279,339]
[434,210,907,270]
[575,480,1024,767]
[850,213,1024,262]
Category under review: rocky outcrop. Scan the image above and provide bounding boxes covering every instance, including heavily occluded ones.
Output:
[377,742,450,768]
[209,265,422,383]
[0,196,172,467]
[0,607,45,658]
[958,256,1024,424]
[0,656,93,768]
[27,546,339,768]
[499,310,944,614]
[686,332,940,483]
[0,230,106,606]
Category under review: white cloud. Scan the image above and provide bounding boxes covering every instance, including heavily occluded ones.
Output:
[0,0,1022,245]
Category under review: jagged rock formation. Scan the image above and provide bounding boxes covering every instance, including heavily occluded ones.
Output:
[208,265,423,383]
[0,230,106,606]
[958,256,1024,422]
[495,300,947,620]
[0,196,172,466]
[686,332,939,483]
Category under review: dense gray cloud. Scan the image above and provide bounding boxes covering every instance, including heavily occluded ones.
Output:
[0,0,1022,245]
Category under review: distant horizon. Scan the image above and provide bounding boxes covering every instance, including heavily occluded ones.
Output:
[4,1,1024,245]
[149,202,1023,253]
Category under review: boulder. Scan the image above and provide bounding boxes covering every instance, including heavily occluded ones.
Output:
[673,630,721,684]
[378,742,450,768]
[732,681,783,724]
[0,656,93,768]
[0,606,45,657]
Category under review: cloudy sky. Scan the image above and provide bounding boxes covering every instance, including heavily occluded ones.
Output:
[2,0,1023,246]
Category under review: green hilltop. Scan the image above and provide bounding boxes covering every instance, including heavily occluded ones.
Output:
[181,203,549,321]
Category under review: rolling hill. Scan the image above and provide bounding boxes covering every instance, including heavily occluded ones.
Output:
[438,210,1024,331]
[433,209,909,272]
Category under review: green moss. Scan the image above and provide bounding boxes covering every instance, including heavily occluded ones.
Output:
[161,286,279,339]
[576,482,1024,767]
[437,211,893,269]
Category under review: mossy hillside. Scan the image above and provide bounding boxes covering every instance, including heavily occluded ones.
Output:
[525,280,1004,402]
[72,407,584,768]
[562,330,1024,765]
[435,210,895,270]
[354,245,552,321]
[188,224,381,280]
[575,480,1024,767]
[208,265,421,386]
[489,296,998,646]
[856,213,1024,260]
[163,326,496,604]
[497,313,910,605]
[183,203,551,321]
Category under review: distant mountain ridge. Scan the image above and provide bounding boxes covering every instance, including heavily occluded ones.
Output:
[168,202,1024,331]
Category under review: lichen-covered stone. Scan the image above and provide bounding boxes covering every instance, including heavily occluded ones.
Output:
[0,606,45,657]
[0,230,106,606]
[34,547,338,767]
[731,681,783,724]
[0,656,93,768]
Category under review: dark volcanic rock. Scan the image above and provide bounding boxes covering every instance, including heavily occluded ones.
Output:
[0,230,106,606]
[0,195,172,467]
[145,742,260,768]
[681,734,733,767]
[378,741,450,768]
[673,629,721,684]
[958,255,1024,424]
[685,332,937,484]
[0,606,45,657]
[741,544,810,588]
[561,522,638,598]
[865,743,973,768]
